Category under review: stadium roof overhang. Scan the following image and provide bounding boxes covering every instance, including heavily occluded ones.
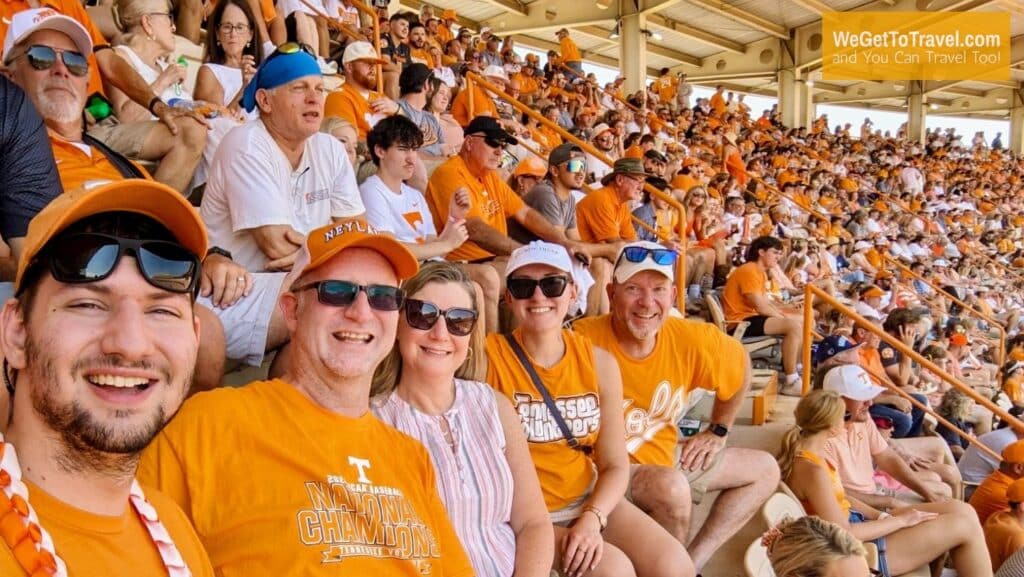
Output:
[400,0,1024,119]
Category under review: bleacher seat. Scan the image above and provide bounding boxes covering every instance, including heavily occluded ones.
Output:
[704,293,783,370]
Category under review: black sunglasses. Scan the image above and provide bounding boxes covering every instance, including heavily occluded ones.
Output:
[507,275,570,300]
[404,298,478,336]
[618,246,678,266]
[35,233,200,295]
[469,133,507,149]
[291,280,404,311]
[18,45,89,77]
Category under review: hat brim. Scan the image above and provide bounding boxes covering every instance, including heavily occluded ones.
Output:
[16,180,208,290]
[468,128,518,146]
[302,234,419,281]
[601,170,650,186]
[346,55,389,65]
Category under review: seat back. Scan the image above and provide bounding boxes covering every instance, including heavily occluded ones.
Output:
[744,539,775,577]
[704,293,727,332]
[761,490,806,527]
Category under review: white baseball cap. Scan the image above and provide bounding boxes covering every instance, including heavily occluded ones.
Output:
[823,365,885,401]
[342,41,387,65]
[483,64,508,81]
[613,241,676,283]
[592,123,612,137]
[506,241,575,281]
[3,8,93,65]
[854,240,871,251]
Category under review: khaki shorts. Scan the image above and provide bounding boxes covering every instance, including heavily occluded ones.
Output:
[625,444,726,505]
[87,117,157,159]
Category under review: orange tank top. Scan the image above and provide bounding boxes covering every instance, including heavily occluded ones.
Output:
[796,450,851,516]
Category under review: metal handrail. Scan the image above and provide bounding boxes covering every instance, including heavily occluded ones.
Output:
[882,255,1006,368]
[800,283,1023,435]
[465,71,688,311]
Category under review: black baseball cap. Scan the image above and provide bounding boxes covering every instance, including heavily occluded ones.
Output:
[465,116,518,145]
[549,143,582,166]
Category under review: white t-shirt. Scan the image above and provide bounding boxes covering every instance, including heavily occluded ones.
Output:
[201,119,364,271]
[359,175,437,244]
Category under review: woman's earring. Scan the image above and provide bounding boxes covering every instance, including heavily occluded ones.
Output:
[246,41,251,47]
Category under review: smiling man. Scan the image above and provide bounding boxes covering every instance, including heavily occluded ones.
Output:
[140,218,473,576]
[0,179,214,575]
[201,45,365,274]
[573,241,779,572]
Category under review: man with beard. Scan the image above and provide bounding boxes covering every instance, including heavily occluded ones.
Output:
[573,242,780,573]
[585,122,617,184]
[139,218,474,577]
[3,9,237,390]
[0,7,205,195]
[0,179,215,575]
[407,20,433,68]
[325,41,398,140]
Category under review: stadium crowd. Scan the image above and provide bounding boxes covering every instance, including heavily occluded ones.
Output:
[2,1,1024,576]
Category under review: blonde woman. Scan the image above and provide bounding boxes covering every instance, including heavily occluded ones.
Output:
[485,242,693,577]
[779,383,993,577]
[321,117,358,167]
[764,516,871,577]
[371,262,553,577]
[109,0,188,122]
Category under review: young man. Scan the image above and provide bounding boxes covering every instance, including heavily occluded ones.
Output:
[139,218,474,576]
[0,180,214,574]
[984,478,1024,571]
[574,241,780,572]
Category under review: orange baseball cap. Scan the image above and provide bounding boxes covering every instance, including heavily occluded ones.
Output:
[860,286,885,299]
[1008,479,1024,503]
[293,217,419,281]
[441,9,456,20]
[874,269,894,280]
[16,180,208,293]
[514,156,548,178]
[1003,440,1024,464]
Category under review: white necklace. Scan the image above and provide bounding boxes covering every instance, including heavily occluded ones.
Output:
[0,433,192,576]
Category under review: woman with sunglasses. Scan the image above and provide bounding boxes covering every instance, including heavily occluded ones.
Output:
[486,242,692,577]
[194,0,263,120]
[372,262,553,577]
[780,387,992,577]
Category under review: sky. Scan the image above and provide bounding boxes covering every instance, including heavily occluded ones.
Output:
[515,46,1009,143]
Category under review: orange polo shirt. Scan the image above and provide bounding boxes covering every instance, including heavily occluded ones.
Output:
[50,132,150,190]
[0,0,107,96]
[575,185,636,244]
[324,82,387,140]
[451,82,498,127]
[425,155,525,262]
[560,36,581,62]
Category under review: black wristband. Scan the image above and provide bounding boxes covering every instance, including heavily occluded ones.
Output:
[205,246,233,261]
[147,96,163,115]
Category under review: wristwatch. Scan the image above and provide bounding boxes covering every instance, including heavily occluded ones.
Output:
[205,246,233,261]
[709,423,730,437]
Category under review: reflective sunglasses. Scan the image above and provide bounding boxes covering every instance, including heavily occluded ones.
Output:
[404,298,478,336]
[19,45,89,77]
[291,280,405,311]
[618,246,678,266]
[271,41,315,59]
[37,233,200,295]
[564,158,586,173]
[506,275,570,300]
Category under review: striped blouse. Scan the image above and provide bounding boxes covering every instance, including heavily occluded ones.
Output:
[373,379,516,577]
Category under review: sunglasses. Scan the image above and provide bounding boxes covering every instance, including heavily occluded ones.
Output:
[272,41,315,58]
[469,133,507,149]
[291,280,405,311]
[507,275,570,300]
[35,233,200,295]
[404,298,478,336]
[18,45,89,77]
[563,158,586,173]
[618,246,678,267]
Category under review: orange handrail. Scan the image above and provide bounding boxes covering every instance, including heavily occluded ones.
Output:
[883,255,1006,368]
[977,250,1024,284]
[465,71,689,311]
[800,283,1023,433]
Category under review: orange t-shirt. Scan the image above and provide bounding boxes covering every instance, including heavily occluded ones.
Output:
[575,185,637,243]
[450,83,498,127]
[722,261,767,322]
[559,37,581,62]
[0,0,107,96]
[138,379,473,577]
[623,145,643,159]
[858,347,888,386]
[324,82,387,140]
[485,329,600,511]
[573,315,744,467]
[513,73,539,96]
[652,75,677,104]
[793,450,851,517]
[51,132,150,190]
[425,155,525,262]
[709,93,726,117]
[0,479,214,576]
[970,470,1015,526]
[984,510,1024,571]
[409,48,435,68]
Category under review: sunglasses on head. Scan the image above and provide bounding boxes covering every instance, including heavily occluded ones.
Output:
[563,158,586,173]
[272,41,315,59]
[34,233,200,296]
[404,298,478,336]
[618,246,678,266]
[18,45,89,77]
[291,280,405,311]
[507,275,570,300]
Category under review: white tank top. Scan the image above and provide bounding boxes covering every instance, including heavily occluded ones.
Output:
[201,62,259,121]
[114,45,186,118]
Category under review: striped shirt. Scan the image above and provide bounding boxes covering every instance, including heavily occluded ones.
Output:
[998,549,1024,577]
[373,379,516,577]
